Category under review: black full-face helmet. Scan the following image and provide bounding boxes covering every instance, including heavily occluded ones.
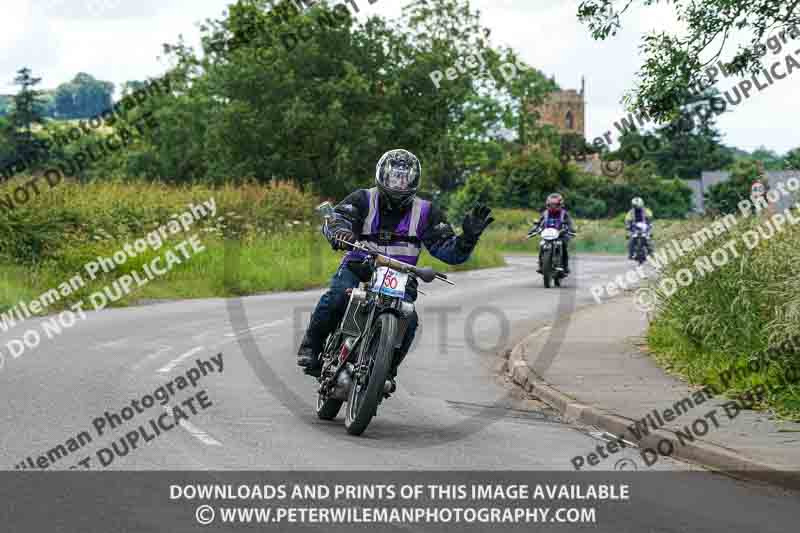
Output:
[375,149,421,210]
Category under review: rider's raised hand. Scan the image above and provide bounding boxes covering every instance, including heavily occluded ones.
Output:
[462,204,494,242]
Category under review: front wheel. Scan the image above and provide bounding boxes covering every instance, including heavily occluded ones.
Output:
[541,250,553,288]
[344,313,397,435]
[634,238,647,265]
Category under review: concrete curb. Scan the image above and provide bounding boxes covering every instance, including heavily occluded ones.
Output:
[501,328,800,491]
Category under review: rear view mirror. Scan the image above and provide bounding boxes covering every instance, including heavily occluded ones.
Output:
[316,201,335,219]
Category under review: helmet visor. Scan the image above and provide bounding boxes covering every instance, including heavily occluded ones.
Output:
[385,166,414,191]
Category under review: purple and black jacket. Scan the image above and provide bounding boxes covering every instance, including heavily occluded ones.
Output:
[326,187,476,268]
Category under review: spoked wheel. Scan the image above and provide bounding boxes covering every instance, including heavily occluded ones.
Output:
[542,252,553,289]
[316,393,344,420]
[344,313,397,436]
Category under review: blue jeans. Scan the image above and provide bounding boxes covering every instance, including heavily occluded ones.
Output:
[298,264,419,367]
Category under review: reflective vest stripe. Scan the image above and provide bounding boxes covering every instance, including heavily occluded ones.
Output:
[408,197,423,237]
[361,188,424,236]
[362,187,379,235]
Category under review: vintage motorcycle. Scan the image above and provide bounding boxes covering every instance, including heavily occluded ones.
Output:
[311,202,454,435]
[629,221,652,265]
[527,226,574,288]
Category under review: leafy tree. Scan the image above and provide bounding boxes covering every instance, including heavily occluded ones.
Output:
[121,80,147,96]
[749,146,785,170]
[40,90,57,118]
[53,73,114,118]
[648,107,734,179]
[704,159,760,214]
[446,172,502,223]
[558,157,693,219]
[786,147,800,170]
[7,67,48,168]
[0,116,16,169]
[577,0,800,122]
[492,148,563,209]
[559,132,597,164]
[121,0,556,201]
[605,93,734,180]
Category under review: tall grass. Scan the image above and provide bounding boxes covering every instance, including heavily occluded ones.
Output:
[0,178,504,312]
[647,210,800,419]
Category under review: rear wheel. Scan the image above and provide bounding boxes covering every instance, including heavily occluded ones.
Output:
[344,313,397,435]
[316,395,344,420]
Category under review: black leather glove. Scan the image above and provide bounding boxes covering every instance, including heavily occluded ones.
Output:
[462,204,494,242]
[330,228,355,250]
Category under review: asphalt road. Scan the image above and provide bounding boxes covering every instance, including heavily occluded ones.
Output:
[1,253,798,531]
[1,253,642,470]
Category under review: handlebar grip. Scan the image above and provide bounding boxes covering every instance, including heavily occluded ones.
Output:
[414,266,437,283]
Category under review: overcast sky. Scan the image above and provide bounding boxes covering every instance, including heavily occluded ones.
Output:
[5,0,797,153]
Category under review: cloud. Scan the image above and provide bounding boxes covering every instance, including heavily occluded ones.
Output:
[31,0,163,20]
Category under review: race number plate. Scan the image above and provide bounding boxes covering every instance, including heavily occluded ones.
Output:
[371,267,408,298]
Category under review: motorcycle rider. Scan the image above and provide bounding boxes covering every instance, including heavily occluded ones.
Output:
[528,193,576,274]
[624,197,654,259]
[296,149,494,394]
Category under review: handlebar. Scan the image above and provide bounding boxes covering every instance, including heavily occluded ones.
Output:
[527,228,577,239]
[333,237,455,286]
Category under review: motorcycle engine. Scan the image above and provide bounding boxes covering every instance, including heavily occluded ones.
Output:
[332,363,355,400]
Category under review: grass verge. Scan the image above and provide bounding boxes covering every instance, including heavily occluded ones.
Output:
[645,209,800,420]
[0,180,504,314]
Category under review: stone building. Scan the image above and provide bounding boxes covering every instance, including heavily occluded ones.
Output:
[531,77,586,137]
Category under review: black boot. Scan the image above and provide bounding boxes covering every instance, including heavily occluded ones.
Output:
[297,333,322,374]
[383,350,406,398]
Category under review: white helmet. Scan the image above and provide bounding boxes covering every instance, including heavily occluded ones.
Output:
[631,197,644,208]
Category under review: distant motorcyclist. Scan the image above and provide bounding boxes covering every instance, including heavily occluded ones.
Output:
[296,149,494,394]
[528,193,576,274]
[624,197,653,259]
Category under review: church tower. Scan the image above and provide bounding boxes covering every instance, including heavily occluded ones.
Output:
[530,76,586,138]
